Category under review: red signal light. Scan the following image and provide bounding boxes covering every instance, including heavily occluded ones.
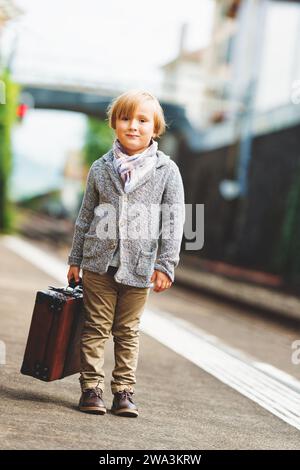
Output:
[17,103,28,120]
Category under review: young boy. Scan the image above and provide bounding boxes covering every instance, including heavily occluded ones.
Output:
[67,90,185,417]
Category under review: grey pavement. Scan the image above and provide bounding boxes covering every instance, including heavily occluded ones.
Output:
[1,238,300,450]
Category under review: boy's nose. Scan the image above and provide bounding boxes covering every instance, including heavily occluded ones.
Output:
[129,119,138,129]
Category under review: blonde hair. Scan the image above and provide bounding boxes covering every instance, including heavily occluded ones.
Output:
[107,89,166,138]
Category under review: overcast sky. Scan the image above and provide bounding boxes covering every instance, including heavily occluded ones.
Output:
[2,0,215,90]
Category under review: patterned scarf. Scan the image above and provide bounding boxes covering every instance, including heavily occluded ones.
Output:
[112,138,158,193]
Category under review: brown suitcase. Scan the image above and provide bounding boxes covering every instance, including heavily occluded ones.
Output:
[21,281,85,381]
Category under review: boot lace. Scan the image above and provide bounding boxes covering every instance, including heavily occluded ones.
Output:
[118,390,134,402]
[85,387,102,398]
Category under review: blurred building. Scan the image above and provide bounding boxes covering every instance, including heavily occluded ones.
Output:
[206,0,300,118]
[0,0,20,27]
[175,0,300,282]
[0,0,21,65]
[161,1,241,129]
[253,0,300,112]
[162,0,300,130]
[201,0,240,124]
[161,23,207,128]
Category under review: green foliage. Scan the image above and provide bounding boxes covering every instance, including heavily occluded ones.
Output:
[0,69,20,232]
[83,117,114,167]
[274,167,300,285]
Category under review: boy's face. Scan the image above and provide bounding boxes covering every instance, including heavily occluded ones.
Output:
[115,99,156,155]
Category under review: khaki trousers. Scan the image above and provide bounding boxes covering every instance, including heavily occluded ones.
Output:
[80,268,150,394]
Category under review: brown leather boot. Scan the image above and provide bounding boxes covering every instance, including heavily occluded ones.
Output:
[111,390,139,417]
[78,387,106,414]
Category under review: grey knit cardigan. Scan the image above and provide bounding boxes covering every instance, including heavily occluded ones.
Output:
[68,149,185,288]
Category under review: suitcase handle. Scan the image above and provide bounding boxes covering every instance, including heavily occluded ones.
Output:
[48,277,83,296]
[68,277,82,289]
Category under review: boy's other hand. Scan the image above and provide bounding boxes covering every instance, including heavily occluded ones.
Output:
[67,265,80,285]
[150,270,172,293]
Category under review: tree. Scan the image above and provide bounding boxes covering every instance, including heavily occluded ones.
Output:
[83,117,114,168]
[0,69,19,232]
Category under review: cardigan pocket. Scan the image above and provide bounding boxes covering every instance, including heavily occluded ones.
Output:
[83,234,100,258]
[135,250,156,276]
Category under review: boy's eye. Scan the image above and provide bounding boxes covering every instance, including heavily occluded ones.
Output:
[120,116,147,122]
